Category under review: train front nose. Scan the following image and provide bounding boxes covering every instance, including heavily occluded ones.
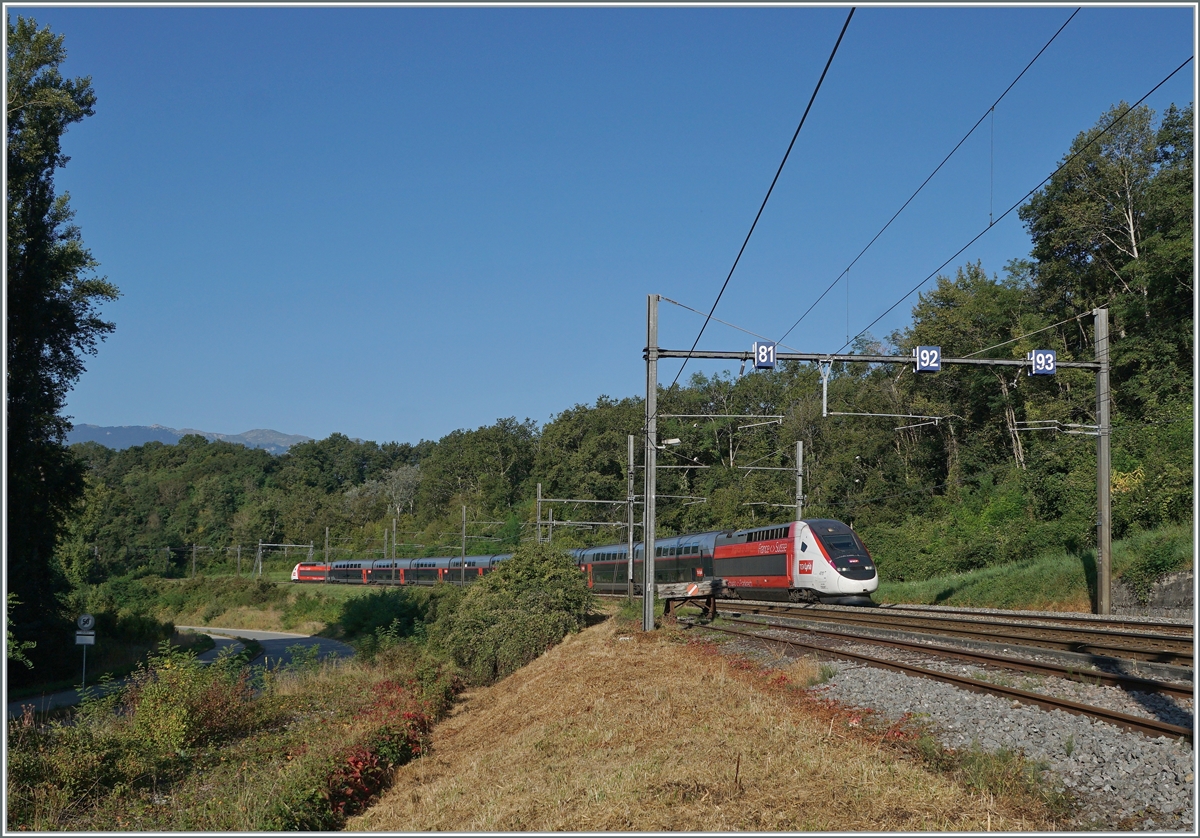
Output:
[836,565,878,596]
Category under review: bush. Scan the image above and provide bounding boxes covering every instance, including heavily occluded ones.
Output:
[439,542,597,684]
[337,587,425,643]
[1117,527,1192,604]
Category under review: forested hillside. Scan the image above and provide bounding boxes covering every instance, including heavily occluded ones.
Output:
[21,101,1191,684]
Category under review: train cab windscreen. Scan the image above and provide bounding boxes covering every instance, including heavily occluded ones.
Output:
[812,524,875,580]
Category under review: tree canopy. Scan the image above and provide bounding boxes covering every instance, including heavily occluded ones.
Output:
[6,16,118,674]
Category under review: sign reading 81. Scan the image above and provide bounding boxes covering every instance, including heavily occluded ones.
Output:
[752,341,776,370]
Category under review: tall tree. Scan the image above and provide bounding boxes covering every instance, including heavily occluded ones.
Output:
[6,16,118,676]
[1019,102,1193,416]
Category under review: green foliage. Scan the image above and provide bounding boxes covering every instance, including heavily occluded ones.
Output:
[7,14,119,686]
[336,587,425,643]
[1115,527,1192,604]
[5,641,262,829]
[6,638,455,831]
[878,523,1192,610]
[440,542,597,684]
[6,594,37,669]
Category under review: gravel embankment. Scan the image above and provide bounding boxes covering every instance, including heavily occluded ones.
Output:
[709,618,1194,831]
[811,658,1194,830]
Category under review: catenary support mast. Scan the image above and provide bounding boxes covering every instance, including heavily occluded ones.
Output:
[643,294,658,632]
[1095,308,1111,615]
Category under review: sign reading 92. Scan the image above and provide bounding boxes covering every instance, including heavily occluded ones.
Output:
[914,346,941,373]
[752,341,776,370]
[1027,349,1057,375]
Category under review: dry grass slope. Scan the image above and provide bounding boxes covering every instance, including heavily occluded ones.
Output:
[349,617,1059,832]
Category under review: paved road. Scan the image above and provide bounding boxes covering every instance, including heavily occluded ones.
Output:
[6,628,353,719]
[177,626,354,670]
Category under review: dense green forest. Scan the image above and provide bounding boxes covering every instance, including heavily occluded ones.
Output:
[12,99,1194,683]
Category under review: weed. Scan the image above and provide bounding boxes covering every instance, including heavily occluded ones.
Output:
[900,736,1073,822]
[285,642,322,673]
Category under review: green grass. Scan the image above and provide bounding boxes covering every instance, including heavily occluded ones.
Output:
[877,523,1192,610]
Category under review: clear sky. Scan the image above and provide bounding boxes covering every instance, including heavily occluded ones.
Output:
[11,2,1196,446]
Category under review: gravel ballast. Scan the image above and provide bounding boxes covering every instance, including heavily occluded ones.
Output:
[813,661,1195,831]
[699,606,1195,831]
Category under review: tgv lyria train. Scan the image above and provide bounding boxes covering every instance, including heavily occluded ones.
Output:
[292,518,878,606]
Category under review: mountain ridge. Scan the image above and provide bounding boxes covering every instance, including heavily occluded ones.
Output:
[66,424,313,454]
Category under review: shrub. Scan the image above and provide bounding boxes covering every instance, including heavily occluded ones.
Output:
[337,587,424,642]
[1117,528,1192,604]
[440,542,597,684]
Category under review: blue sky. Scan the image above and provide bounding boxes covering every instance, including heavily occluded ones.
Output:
[12,3,1196,445]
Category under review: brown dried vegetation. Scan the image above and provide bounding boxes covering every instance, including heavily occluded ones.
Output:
[349,615,1066,832]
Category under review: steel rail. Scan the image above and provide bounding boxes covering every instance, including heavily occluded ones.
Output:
[775,603,1192,647]
[729,602,1193,665]
[690,622,1193,743]
[875,603,1194,636]
[722,616,1194,700]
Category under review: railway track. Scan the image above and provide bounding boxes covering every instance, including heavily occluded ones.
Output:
[719,615,1193,700]
[876,602,1194,636]
[722,601,1193,667]
[687,619,1193,744]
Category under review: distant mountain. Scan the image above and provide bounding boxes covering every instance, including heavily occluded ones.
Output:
[66,424,313,454]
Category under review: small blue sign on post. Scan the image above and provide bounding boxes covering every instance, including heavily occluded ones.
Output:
[753,341,776,370]
[914,346,941,373]
[1027,349,1056,375]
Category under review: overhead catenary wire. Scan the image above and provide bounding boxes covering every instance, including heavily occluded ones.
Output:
[666,7,855,394]
[836,54,1194,357]
[963,311,1090,358]
[776,7,1080,346]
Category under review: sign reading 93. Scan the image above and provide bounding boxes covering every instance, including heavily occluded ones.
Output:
[1027,349,1057,375]
[752,341,776,370]
[914,346,941,373]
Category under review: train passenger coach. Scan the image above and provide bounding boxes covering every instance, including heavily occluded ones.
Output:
[571,518,877,605]
[291,518,877,605]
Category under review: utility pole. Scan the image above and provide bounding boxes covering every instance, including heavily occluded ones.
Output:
[237,545,241,577]
[643,293,658,631]
[461,505,467,585]
[536,483,543,543]
[392,518,397,561]
[325,526,330,563]
[627,433,636,600]
[191,544,196,578]
[1095,308,1112,615]
[796,440,804,520]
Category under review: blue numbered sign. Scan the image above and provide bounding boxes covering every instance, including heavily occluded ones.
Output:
[914,346,941,373]
[1027,349,1056,376]
[753,341,776,370]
